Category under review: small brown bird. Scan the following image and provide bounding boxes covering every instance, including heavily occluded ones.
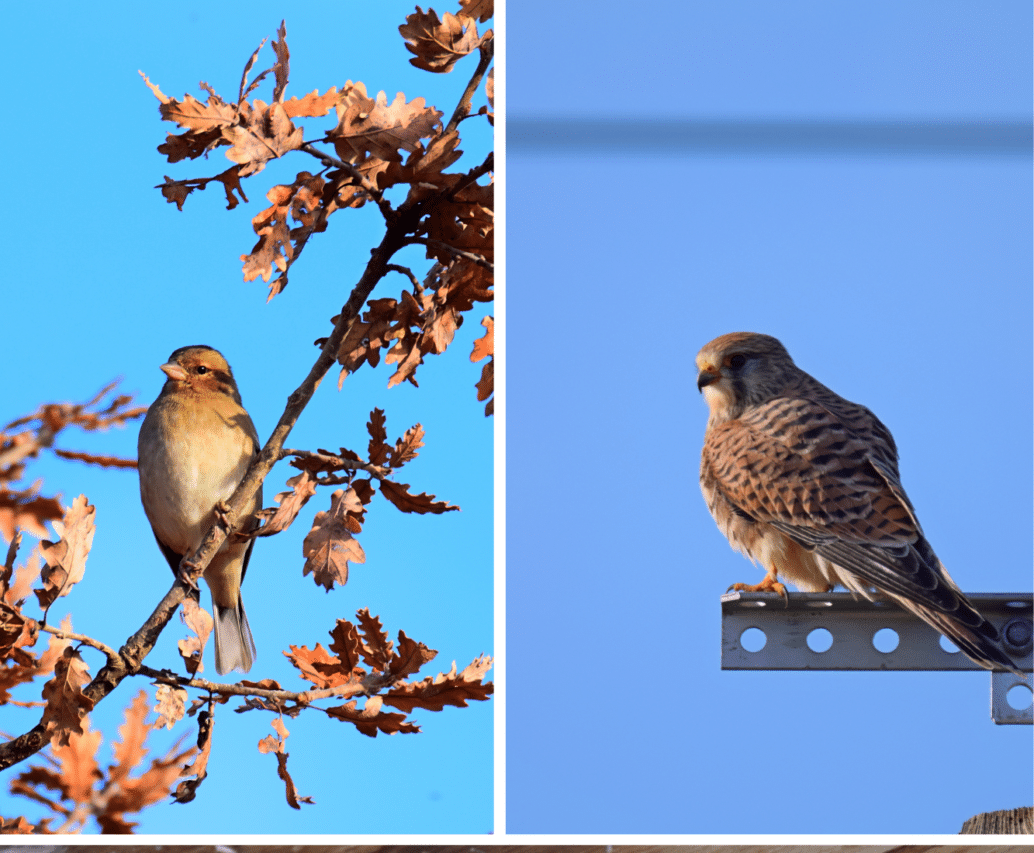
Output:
[138,345,262,675]
[697,331,1019,673]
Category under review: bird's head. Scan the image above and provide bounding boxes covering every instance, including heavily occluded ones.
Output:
[159,345,243,404]
[695,332,796,422]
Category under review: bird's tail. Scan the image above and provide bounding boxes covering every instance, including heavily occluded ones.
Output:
[212,595,257,675]
[893,593,1022,676]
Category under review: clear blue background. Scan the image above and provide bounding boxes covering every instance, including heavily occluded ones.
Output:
[1,0,493,835]
[508,0,1032,835]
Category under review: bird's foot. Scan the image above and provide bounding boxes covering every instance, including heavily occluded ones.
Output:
[213,500,234,530]
[727,575,789,605]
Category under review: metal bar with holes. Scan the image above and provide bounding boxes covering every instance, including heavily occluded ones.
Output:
[720,591,1033,725]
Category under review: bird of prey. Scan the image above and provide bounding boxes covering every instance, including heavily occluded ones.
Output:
[697,331,1019,673]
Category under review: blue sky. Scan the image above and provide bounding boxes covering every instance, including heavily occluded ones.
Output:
[507,0,1031,836]
[1,1,493,835]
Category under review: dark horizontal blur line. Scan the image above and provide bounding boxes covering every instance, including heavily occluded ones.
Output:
[508,117,1033,156]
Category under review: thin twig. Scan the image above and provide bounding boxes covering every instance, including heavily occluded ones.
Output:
[280,448,391,480]
[38,625,120,665]
[445,35,494,136]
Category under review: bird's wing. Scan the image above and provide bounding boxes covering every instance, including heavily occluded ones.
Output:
[703,398,960,609]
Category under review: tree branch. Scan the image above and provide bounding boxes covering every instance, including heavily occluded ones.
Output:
[445,35,494,136]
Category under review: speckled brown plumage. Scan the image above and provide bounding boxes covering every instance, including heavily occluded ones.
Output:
[697,331,1018,673]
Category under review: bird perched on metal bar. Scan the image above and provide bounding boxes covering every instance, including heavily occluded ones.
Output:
[696,331,1019,674]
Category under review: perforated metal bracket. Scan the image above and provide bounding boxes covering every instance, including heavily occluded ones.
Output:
[721,591,1032,725]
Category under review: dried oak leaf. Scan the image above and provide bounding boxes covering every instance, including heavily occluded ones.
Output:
[400,7,481,74]
[153,684,188,730]
[366,408,390,466]
[356,608,392,671]
[257,717,313,809]
[472,316,494,415]
[4,539,41,606]
[329,81,443,163]
[36,495,95,612]
[100,692,197,832]
[0,616,70,703]
[459,0,494,23]
[283,87,340,118]
[379,480,458,515]
[285,640,357,689]
[241,171,324,296]
[47,720,104,802]
[383,654,494,713]
[177,597,213,676]
[224,99,304,177]
[256,469,317,536]
[389,630,437,678]
[302,488,366,591]
[326,695,419,737]
[0,491,64,543]
[0,816,36,833]
[41,646,94,745]
[173,708,213,804]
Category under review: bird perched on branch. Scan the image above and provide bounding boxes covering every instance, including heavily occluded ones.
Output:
[696,331,1019,673]
[138,345,262,675]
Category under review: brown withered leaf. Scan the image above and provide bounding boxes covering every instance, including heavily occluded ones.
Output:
[367,408,389,466]
[255,469,317,537]
[486,66,494,113]
[177,597,213,676]
[108,690,151,787]
[153,683,188,729]
[3,547,39,607]
[101,695,197,831]
[389,630,437,678]
[329,81,443,163]
[327,618,364,674]
[471,315,493,363]
[325,695,419,737]
[0,491,64,543]
[400,8,481,74]
[283,87,340,118]
[224,100,304,177]
[35,495,94,612]
[258,717,313,809]
[379,480,458,515]
[241,171,324,295]
[0,815,36,833]
[459,0,494,22]
[473,316,494,415]
[390,424,425,468]
[48,720,103,803]
[285,641,355,689]
[382,130,464,188]
[41,646,94,745]
[173,709,213,804]
[383,654,494,713]
[356,608,392,671]
[160,88,236,134]
[271,20,290,103]
[302,488,366,591]
[477,360,494,416]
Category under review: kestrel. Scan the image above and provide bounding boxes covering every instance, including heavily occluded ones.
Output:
[697,331,1019,673]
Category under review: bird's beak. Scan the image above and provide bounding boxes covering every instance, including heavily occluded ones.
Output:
[160,362,188,382]
[697,368,720,392]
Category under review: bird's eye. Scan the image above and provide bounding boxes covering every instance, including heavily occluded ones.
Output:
[728,354,747,369]
[196,366,208,374]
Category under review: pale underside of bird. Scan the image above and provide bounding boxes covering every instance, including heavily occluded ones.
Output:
[138,345,262,675]
[696,331,1019,674]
